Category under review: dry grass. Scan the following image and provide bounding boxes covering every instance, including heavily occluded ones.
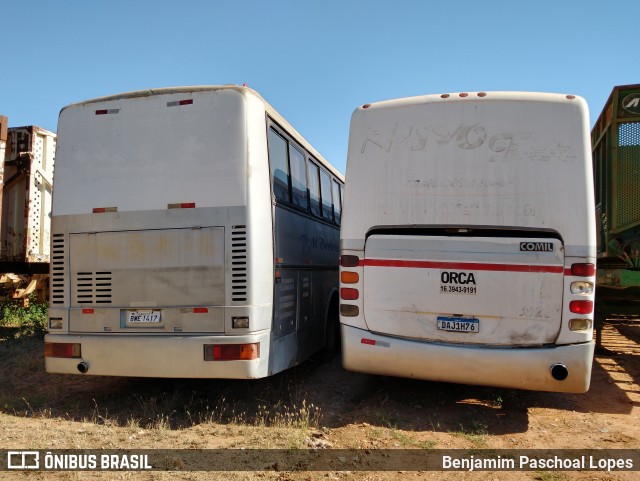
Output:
[1,319,639,481]
[0,325,325,453]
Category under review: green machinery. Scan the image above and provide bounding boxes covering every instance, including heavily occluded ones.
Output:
[592,84,640,348]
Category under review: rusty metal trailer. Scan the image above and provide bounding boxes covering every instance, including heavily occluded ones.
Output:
[0,121,55,302]
[592,84,640,348]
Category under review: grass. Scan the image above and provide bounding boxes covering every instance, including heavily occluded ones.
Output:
[255,399,321,430]
[535,472,568,481]
[454,420,489,448]
[0,299,324,451]
[391,430,437,449]
[0,295,48,338]
[368,412,437,449]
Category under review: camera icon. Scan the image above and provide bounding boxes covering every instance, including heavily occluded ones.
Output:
[7,451,40,470]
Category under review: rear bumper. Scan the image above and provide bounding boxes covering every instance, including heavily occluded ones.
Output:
[341,324,594,393]
[44,332,271,379]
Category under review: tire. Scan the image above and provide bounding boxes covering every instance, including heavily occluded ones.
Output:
[313,295,340,363]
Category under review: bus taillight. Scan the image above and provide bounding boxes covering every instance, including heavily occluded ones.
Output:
[44,342,81,358]
[571,263,595,277]
[340,255,360,267]
[340,288,359,300]
[569,300,593,315]
[168,203,196,209]
[570,281,594,295]
[341,272,359,284]
[340,304,359,317]
[204,343,259,361]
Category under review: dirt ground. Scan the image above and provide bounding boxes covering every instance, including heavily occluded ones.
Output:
[0,318,638,480]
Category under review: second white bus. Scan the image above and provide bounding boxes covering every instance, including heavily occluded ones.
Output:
[340,91,596,393]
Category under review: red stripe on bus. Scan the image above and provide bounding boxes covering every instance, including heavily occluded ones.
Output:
[361,258,564,274]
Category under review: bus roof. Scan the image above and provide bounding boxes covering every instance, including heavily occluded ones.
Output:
[60,85,344,181]
[356,90,583,111]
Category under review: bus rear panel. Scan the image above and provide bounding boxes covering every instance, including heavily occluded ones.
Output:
[340,92,596,393]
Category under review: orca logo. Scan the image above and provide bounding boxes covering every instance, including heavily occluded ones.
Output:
[441,271,476,285]
[520,242,554,252]
[622,93,640,115]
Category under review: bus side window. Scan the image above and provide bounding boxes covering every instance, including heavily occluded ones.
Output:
[319,168,333,221]
[268,128,290,202]
[332,179,342,225]
[289,144,308,210]
[308,160,321,217]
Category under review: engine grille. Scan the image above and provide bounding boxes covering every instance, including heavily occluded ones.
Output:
[231,225,248,302]
[75,272,113,304]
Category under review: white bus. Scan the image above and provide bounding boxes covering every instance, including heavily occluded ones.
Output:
[45,85,344,379]
[340,91,596,393]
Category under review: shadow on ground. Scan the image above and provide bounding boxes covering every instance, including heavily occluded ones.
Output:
[1,320,637,437]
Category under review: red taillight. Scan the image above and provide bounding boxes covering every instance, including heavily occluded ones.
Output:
[571,263,595,277]
[570,300,593,315]
[203,343,259,361]
[167,99,194,107]
[82,308,94,314]
[44,342,81,358]
[340,255,360,267]
[193,307,208,314]
[92,207,117,213]
[341,288,359,300]
[168,203,196,209]
[95,109,119,115]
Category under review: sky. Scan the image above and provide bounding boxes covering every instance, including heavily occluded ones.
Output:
[1,0,638,174]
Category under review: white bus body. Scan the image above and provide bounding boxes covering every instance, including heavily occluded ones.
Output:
[340,92,596,393]
[45,86,344,379]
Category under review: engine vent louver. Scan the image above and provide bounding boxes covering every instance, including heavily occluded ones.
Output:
[75,272,113,304]
[231,225,248,302]
[51,234,67,305]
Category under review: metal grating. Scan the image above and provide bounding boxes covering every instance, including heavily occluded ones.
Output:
[231,225,248,302]
[51,234,66,305]
[615,122,640,230]
[76,272,113,304]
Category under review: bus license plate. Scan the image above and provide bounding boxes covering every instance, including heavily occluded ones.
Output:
[437,316,479,333]
[126,310,162,324]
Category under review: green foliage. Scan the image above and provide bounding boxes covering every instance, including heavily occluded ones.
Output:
[0,295,48,338]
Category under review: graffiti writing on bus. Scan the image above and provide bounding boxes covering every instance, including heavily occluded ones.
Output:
[361,123,577,163]
[300,234,338,255]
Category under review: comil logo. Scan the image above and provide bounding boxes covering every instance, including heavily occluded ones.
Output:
[622,93,640,115]
[520,242,554,252]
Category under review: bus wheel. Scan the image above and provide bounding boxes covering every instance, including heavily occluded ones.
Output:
[313,295,340,363]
